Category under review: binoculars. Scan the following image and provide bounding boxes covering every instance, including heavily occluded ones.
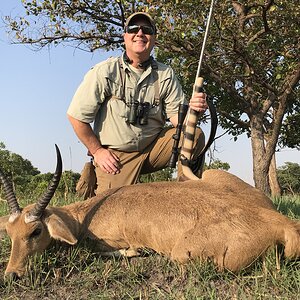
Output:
[128,101,150,125]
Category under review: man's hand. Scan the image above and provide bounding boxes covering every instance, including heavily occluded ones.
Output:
[93,148,121,175]
[67,115,121,175]
[189,92,208,114]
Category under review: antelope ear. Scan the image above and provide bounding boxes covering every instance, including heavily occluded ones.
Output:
[0,215,9,238]
[45,214,78,245]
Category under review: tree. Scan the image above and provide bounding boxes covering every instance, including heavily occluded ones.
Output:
[0,142,80,200]
[206,159,230,171]
[0,142,40,178]
[277,162,300,195]
[0,142,40,200]
[154,1,300,195]
[4,0,300,194]
[279,113,300,150]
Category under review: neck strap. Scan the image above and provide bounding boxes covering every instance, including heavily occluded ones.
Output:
[124,52,155,70]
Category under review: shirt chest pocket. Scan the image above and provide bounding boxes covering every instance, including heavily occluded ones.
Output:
[108,96,130,120]
[106,76,124,100]
[105,76,129,117]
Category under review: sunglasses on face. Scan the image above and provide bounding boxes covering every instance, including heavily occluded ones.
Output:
[125,25,155,35]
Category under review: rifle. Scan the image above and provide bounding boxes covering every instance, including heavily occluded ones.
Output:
[168,103,189,168]
[169,0,217,179]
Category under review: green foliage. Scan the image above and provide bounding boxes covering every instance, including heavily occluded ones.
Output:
[14,171,80,201]
[57,170,81,198]
[0,143,40,178]
[154,0,299,137]
[279,113,300,150]
[4,0,132,51]
[206,159,230,171]
[277,162,300,195]
[0,142,80,202]
[140,167,174,183]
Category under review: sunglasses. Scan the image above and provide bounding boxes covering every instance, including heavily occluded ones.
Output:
[125,25,155,35]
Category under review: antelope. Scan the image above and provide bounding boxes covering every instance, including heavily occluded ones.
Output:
[0,146,299,280]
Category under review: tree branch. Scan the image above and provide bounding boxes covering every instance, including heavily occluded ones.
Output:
[218,110,250,130]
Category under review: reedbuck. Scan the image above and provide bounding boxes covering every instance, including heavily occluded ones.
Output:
[0,146,299,279]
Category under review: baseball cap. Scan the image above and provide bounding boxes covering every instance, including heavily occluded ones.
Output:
[125,12,157,34]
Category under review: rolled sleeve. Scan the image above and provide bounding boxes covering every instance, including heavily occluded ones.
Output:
[67,65,108,123]
[160,67,186,119]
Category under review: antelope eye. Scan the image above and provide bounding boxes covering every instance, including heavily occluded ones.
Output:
[29,227,42,239]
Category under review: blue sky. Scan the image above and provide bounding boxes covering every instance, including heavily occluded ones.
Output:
[0,1,299,185]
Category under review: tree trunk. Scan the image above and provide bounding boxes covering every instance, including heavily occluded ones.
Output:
[268,153,282,197]
[250,116,272,195]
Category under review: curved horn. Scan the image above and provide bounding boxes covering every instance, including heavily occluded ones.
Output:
[26,145,62,223]
[0,169,21,215]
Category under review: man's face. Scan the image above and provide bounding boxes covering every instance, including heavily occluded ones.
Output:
[123,19,156,59]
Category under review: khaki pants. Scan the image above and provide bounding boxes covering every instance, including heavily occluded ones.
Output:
[95,127,205,194]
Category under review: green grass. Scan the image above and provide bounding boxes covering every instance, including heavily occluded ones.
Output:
[0,195,299,299]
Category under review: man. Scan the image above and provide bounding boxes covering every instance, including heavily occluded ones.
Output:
[67,12,208,194]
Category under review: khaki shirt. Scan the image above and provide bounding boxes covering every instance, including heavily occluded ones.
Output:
[67,55,186,152]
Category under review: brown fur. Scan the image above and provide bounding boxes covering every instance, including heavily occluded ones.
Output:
[2,169,300,277]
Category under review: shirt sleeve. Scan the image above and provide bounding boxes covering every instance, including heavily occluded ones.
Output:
[67,64,109,123]
[160,66,186,119]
